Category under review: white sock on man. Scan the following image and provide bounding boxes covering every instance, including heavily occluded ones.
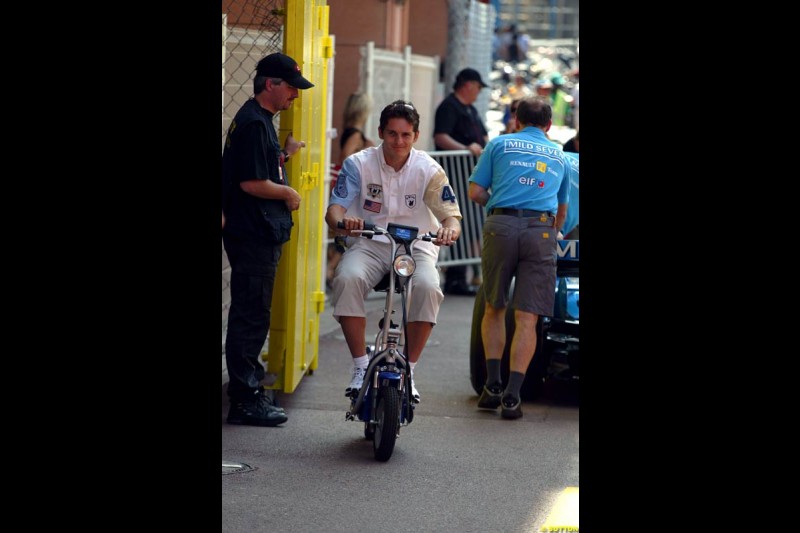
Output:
[353,355,369,369]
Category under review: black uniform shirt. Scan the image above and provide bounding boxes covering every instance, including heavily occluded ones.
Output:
[433,93,488,150]
[222,99,291,243]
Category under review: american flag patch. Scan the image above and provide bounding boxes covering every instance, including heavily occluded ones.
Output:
[364,199,382,213]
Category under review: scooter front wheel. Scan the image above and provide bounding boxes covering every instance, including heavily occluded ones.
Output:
[373,385,400,462]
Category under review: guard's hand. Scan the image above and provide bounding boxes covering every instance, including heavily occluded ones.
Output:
[284,133,306,158]
[284,187,301,211]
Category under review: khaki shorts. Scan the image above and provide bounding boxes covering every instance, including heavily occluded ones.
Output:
[331,239,443,324]
[481,215,557,316]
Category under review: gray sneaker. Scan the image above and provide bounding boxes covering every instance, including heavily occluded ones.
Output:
[477,384,503,409]
[500,394,523,420]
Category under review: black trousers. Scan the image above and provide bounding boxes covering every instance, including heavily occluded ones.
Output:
[445,265,467,287]
[223,233,283,400]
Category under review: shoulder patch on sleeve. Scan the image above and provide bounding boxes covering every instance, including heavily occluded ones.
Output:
[441,185,457,204]
[333,170,349,198]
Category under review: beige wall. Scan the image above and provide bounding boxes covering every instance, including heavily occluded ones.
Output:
[328,0,447,165]
[408,0,448,59]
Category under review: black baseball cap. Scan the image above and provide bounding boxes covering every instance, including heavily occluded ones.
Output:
[255,53,314,89]
[455,68,488,89]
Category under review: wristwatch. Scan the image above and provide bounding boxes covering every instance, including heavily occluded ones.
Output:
[281,149,290,161]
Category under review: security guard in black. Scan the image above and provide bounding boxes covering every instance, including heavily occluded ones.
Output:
[222,98,293,245]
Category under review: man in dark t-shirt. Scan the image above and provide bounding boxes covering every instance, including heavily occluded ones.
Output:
[434,68,488,156]
[433,68,489,295]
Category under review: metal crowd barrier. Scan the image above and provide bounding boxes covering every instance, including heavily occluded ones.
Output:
[426,150,484,268]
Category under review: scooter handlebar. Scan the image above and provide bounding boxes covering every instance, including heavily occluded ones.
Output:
[336,220,379,238]
[336,220,377,231]
[336,222,439,243]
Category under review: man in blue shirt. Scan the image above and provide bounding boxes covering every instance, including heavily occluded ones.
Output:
[467,96,571,419]
[562,152,579,239]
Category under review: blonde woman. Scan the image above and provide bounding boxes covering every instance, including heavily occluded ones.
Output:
[339,92,375,161]
[327,93,376,287]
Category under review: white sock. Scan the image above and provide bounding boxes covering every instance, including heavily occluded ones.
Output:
[409,361,417,375]
[353,355,369,369]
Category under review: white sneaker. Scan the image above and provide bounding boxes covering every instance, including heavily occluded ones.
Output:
[410,373,420,403]
[346,366,367,395]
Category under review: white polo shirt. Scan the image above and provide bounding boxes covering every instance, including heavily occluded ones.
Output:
[330,145,462,257]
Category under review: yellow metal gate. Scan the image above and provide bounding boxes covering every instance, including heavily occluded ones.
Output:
[222,0,331,393]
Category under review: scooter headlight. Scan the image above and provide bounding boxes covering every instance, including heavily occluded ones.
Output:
[393,254,416,277]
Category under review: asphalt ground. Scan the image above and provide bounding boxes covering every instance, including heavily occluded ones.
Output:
[222,290,579,533]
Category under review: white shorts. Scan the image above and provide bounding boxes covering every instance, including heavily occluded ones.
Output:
[331,238,443,324]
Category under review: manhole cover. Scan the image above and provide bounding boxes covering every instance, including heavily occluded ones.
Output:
[222,461,255,475]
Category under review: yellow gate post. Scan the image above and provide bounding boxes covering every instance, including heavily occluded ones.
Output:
[264,0,331,393]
